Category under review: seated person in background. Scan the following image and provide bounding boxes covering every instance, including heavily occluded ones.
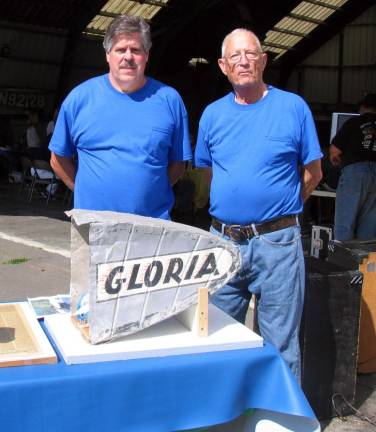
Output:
[46,107,58,142]
[25,111,58,196]
[330,93,376,241]
[25,110,50,161]
[26,111,42,149]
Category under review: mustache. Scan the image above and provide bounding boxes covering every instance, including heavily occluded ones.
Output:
[120,60,136,68]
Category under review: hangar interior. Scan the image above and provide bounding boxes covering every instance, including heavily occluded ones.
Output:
[1,4,375,429]
[0,0,375,147]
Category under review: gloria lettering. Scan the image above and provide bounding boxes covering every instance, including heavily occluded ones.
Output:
[96,247,233,301]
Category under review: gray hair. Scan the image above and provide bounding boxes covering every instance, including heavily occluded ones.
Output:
[103,15,152,53]
[221,28,263,57]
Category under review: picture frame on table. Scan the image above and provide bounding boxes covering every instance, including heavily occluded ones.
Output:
[0,302,57,367]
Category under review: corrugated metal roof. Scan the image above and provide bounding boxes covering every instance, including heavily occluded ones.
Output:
[0,0,92,32]
[262,0,351,60]
[85,0,170,38]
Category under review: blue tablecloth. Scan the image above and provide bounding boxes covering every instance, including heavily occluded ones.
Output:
[0,323,316,432]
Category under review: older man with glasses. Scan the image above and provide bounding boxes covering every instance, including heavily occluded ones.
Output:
[195,28,323,382]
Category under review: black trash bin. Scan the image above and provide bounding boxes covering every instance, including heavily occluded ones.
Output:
[301,257,363,419]
[327,240,376,374]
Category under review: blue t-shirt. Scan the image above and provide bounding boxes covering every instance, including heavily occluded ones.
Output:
[195,86,322,224]
[49,75,191,219]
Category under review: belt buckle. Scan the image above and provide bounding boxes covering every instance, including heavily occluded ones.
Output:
[228,225,246,242]
[245,226,255,239]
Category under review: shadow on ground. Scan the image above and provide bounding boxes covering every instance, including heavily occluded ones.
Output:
[0,182,70,221]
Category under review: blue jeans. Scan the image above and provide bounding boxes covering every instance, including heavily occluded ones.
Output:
[335,162,376,241]
[210,223,305,382]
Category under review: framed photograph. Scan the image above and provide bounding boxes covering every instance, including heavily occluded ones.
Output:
[0,302,57,367]
[28,294,71,319]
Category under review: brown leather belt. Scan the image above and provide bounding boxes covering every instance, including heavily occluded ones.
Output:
[212,215,297,242]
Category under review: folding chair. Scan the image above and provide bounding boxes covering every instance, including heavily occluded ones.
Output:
[28,159,60,204]
[19,155,34,196]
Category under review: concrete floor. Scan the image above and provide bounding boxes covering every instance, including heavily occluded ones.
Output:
[0,182,375,431]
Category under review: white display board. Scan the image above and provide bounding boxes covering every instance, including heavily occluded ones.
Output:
[330,112,359,142]
[45,304,263,365]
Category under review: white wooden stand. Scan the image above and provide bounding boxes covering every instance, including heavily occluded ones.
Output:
[45,303,263,365]
[175,287,208,337]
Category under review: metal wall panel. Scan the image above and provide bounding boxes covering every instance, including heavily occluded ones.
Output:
[285,70,299,94]
[0,59,59,90]
[62,38,108,93]
[0,27,65,62]
[301,35,339,66]
[0,27,64,90]
[299,69,338,104]
[351,2,376,24]
[0,27,110,109]
[343,24,376,65]
[71,38,107,69]
[287,4,376,106]
[342,69,376,102]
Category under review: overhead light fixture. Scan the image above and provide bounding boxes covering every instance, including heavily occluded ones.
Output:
[189,58,209,66]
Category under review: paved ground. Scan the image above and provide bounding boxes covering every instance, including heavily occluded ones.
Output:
[0,184,71,301]
[0,182,376,431]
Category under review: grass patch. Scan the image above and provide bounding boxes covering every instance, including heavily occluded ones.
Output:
[2,257,30,265]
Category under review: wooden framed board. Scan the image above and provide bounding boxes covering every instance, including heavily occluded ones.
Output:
[0,302,57,367]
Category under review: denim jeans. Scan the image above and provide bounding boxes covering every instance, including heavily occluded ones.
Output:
[210,223,305,382]
[335,162,376,241]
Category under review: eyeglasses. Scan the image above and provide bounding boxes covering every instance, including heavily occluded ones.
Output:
[226,50,261,64]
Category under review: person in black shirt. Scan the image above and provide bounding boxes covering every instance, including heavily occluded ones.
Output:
[330,93,376,240]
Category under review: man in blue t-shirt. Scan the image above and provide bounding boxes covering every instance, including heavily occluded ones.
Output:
[49,15,191,219]
[195,28,322,382]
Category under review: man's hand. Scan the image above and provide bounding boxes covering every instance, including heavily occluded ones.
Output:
[168,161,185,185]
[50,152,76,191]
[203,167,212,186]
[329,144,342,166]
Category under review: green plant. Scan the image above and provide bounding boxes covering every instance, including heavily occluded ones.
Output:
[2,257,30,265]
